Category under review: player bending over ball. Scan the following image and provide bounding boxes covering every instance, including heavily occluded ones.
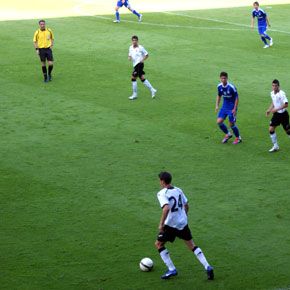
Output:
[266,79,290,152]
[215,72,242,144]
[251,1,273,48]
[114,0,142,23]
[155,172,214,280]
[128,36,157,100]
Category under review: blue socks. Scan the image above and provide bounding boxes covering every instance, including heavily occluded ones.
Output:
[260,36,267,45]
[231,125,240,137]
[115,11,120,21]
[133,10,140,17]
[218,123,229,134]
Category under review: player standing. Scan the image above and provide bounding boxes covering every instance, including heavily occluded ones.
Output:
[114,0,142,23]
[33,20,54,82]
[155,171,214,280]
[266,79,290,152]
[128,36,157,100]
[215,72,242,144]
[251,1,273,48]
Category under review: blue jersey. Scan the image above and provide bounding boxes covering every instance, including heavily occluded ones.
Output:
[252,9,267,27]
[217,82,238,111]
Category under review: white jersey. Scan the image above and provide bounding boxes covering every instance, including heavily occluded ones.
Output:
[128,45,148,67]
[271,90,288,113]
[157,186,188,230]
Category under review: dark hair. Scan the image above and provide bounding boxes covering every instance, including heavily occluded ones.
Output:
[158,172,172,184]
[39,19,45,24]
[272,79,280,86]
[132,35,138,41]
[220,71,228,78]
[253,1,259,5]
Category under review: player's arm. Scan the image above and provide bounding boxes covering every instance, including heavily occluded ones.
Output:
[266,16,271,27]
[266,102,274,116]
[215,95,221,112]
[271,102,288,113]
[251,16,255,28]
[158,204,169,232]
[184,203,189,215]
[33,32,39,55]
[232,94,239,115]
[141,53,149,63]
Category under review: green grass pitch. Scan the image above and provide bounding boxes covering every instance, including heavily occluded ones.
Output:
[1,4,290,290]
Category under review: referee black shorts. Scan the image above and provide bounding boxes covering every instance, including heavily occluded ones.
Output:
[157,224,193,243]
[270,111,290,131]
[39,48,54,62]
[132,63,145,78]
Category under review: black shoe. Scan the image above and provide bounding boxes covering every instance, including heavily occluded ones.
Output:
[44,78,49,83]
[48,75,52,81]
[206,266,214,280]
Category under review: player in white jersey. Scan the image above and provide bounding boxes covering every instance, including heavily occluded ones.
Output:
[155,172,214,280]
[266,79,290,152]
[128,35,157,100]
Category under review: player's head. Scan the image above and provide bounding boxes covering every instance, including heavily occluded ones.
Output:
[158,171,172,187]
[39,20,46,30]
[253,2,259,9]
[132,35,139,46]
[220,71,228,85]
[272,79,280,93]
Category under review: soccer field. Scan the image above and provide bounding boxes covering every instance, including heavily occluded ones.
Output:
[1,4,290,290]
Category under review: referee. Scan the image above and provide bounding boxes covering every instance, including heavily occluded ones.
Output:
[33,20,54,82]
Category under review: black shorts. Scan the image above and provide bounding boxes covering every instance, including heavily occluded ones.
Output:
[270,111,290,130]
[132,63,145,78]
[157,224,193,243]
[39,48,53,62]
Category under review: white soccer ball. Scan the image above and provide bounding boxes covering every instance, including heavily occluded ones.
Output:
[139,257,154,272]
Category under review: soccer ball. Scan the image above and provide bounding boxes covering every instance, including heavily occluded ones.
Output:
[139,257,154,272]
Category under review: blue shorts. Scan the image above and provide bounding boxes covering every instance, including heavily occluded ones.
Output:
[218,109,237,123]
[117,0,129,7]
[258,26,267,35]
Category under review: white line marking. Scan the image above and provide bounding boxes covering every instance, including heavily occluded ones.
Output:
[163,11,290,35]
[93,15,248,31]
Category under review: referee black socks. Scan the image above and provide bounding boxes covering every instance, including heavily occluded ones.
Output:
[48,65,53,76]
[42,65,47,79]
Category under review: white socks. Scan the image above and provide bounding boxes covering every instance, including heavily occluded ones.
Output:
[132,81,137,96]
[143,79,153,91]
[193,247,210,270]
[270,132,278,146]
[159,248,176,271]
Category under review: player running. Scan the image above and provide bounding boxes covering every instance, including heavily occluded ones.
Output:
[155,172,214,280]
[215,72,242,144]
[266,79,290,152]
[128,35,157,100]
[251,1,273,48]
[114,0,142,23]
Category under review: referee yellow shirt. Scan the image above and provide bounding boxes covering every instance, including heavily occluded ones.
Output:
[33,28,54,48]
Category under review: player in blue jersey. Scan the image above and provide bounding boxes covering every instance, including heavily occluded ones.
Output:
[114,0,142,23]
[215,72,242,144]
[251,1,273,48]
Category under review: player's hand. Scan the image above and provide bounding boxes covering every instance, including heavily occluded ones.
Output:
[35,49,39,55]
[271,108,277,113]
[215,106,219,113]
[158,225,164,232]
[265,111,270,116]
[232,108,236,115]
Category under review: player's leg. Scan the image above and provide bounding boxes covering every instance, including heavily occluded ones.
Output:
[126,2,142,21]
[269,125,279,152]
[259,27,269,48]
[229,115,242,144]
[114,2,122,23]
[38,49,48,82]
[263,27,273,46]
[47,49,54,81]
[281,111,290,137]
[180,226,214,280]
[139,66,157,98]
[217,114,232,143]
[129,74,138,100]
[155,226,177,279]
